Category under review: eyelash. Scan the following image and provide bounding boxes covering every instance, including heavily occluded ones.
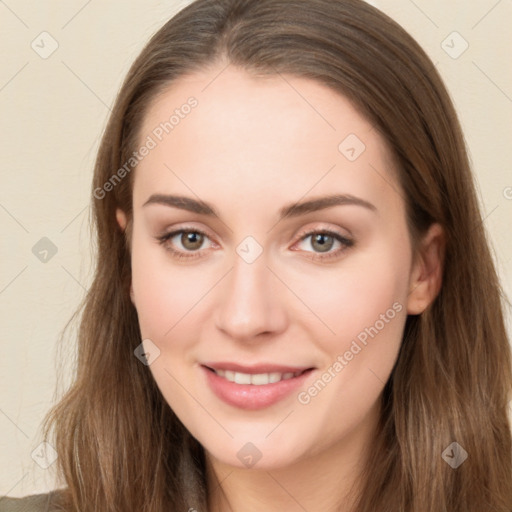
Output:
[156,226,354,262]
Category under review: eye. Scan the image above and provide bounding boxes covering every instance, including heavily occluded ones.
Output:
[156,226,354,262]
[156,228,215,261]
[293,229,354,261]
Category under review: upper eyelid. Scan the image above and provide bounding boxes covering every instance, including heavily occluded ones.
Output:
[159,225,216,242]
[294,223,352,240]
[161,220,351,238]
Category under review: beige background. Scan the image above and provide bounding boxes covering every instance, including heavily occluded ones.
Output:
[1,0,511,497]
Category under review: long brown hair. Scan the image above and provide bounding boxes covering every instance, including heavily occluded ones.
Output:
[42,0,512,510]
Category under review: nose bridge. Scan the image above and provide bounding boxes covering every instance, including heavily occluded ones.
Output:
[214,245,287,340]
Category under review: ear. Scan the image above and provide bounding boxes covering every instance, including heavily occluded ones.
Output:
[115,208,135,305]
[407,223,445,315]
[116,208,127,231]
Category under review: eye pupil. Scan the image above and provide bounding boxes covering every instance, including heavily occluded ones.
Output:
[182,232,203,250]
[312,233,334,253]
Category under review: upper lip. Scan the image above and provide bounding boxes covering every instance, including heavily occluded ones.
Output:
[201,362,314,374]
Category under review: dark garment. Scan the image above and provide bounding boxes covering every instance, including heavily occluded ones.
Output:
[0,492,61,512]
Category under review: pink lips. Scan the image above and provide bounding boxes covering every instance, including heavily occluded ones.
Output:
[201,363,315,410]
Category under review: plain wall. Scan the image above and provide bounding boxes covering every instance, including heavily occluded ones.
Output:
[1,0,511,497]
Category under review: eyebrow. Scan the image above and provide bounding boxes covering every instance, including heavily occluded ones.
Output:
[142,193,377,220]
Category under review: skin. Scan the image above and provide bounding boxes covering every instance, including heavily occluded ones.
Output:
[116,64,444,512]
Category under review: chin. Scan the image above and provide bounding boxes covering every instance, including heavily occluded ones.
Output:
[201,432,312,471]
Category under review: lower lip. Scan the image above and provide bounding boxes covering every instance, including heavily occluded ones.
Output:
[201,365,314,410]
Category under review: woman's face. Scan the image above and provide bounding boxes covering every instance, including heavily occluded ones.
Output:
[119,65,432,470]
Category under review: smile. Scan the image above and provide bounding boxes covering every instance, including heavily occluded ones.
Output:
[210,368,307,385]
[201,365,315,410]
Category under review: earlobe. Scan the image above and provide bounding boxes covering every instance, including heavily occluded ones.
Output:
[116,208,135,306]
[116,208,127,231]
[406,223,445,315]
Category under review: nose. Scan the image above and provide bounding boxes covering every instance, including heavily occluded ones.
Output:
[214,249,288,343]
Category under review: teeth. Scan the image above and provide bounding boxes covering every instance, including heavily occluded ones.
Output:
[234,372,251,384]
[268,372,282,384]
[213,369,303,385]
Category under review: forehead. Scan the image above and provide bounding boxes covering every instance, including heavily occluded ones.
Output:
[133,65,401,215]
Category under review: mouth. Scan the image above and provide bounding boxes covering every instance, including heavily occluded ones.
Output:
[203,365,311,385]
[200,364,316,410]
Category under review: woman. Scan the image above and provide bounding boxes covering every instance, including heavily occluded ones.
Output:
[1,0,510,510]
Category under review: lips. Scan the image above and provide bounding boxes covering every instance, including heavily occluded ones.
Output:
[200,362,316,410]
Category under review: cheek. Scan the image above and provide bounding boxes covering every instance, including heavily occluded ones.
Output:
[130,232,203,342]
[292,238,411,351]
[290,236,410,416]
[291,237,410,433]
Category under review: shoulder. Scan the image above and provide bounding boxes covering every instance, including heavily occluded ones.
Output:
[0,491,63,512]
